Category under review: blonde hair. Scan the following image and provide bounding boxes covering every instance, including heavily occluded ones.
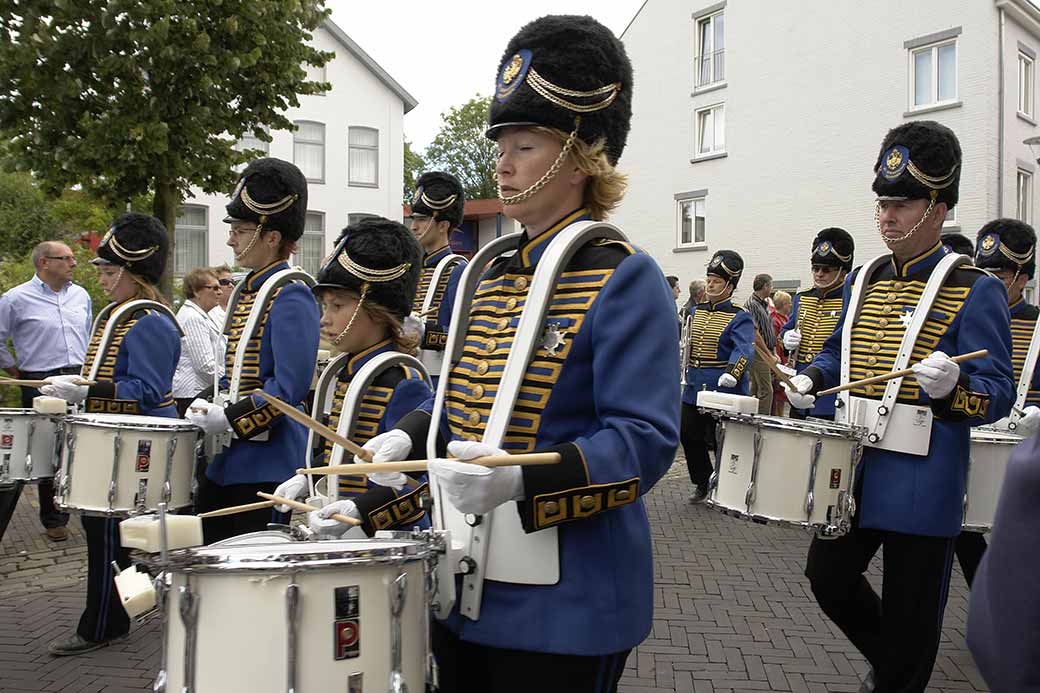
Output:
[129,273,171,307]
[773,290,792,313]
[533,126,627,220]
[320,287,419,356]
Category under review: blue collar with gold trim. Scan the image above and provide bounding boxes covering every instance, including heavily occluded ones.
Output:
[424,245,452,268]
[1010,297,1029,317]
[890,242,945,278]
[344,338,396,377]
[244,260,290,292]
[518,208,591,268]
[698,298,733,312]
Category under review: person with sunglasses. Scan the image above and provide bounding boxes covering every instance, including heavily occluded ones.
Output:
[780,227,855,419]
[172,268,226,416]
[208,264,235,327]
[0,241,90,545]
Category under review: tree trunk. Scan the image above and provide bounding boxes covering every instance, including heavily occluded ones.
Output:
[153,177,179,301]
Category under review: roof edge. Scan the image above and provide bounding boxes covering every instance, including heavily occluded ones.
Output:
[322,17,419,113]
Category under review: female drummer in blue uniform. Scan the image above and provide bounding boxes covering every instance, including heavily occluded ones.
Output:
[41,214,181,656]
[680,250,755,504]
[272,217,433,535]
[356,15,679,692]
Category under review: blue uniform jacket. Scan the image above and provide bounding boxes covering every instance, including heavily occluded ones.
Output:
[1009,299,1040,406]
[967,434,1040,692]
[803,242,1014,537]
[780,284,844,416]
[680,299,755,404]
[82,302,180,418]
[397,208,680,656]
[313,339,433,536]
[207,261,321,485]
[414,245,467,348]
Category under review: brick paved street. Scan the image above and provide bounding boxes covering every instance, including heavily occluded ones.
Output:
[0,463,990,692]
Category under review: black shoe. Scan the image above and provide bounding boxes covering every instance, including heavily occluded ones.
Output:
[858,668,875,693]
[688,486,708,504]
[48,633,126,657]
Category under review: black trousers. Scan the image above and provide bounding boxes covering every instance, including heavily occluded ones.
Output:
[195,472,289,544]
[680,403,715,489]
[805,527,956,693]
[78,515,131,642]
[432,620,631,693]
[0,375,74,543]
[954,531,988,588]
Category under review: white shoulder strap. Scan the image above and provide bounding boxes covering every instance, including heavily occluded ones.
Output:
[1012,310,1040,421]
[228,268,316,400]
[420,253,465,315]
[87,299,183,381]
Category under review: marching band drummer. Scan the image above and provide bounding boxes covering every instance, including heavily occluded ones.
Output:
[272,217,434,535]
[940,231,974,257]
[186,158,320,544]
[409,171,468,386]
[40,214,182,656]
[784,121,1014,693]
[349,16,679,692]
[780,228,854,420]
[680,250,755,505]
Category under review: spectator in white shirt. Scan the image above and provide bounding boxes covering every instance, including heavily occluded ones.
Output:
[173,268,225,416]
[208,264,234,327]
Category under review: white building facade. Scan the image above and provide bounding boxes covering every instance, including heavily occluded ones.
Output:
[175,19,417,277]
[616,0,1040,299]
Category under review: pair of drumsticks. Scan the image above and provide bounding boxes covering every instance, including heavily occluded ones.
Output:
[0,375,95,388]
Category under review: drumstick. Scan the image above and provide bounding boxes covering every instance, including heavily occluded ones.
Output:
[754,344,798,391]
[0,378,96,387]
[254,391,374,462]
[816,349,989,396]
[255,492,361,526]
[297,452,562,476]
[198,500,277,518]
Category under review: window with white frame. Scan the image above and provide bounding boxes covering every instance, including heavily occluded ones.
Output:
[296,212,325,276]
[236,127,270,155]
[1020,51,1034,118]
[174,205,208,276]
[677,196,706,247]
[348,127,379,187]
[695,10,725,88]
[694,104,725,157]
[294,121,325,182]
[910,39,957,108]
[1018,169,1033,223]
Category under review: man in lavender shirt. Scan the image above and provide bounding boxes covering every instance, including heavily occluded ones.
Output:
[0,241,92,543]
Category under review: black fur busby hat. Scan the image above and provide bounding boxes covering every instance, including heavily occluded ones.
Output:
[224,157,308,241]
[940,232,974,257]
[92,213,169,285]
[315,216,422,320]
[410,172,465,229]
[872,120,961,209]
[811,228,855,271]
[707,250,743,287]
[486,15,634,164]
[975,218,1037,278]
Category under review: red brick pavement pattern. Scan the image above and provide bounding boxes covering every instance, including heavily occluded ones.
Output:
[0,462,990,693]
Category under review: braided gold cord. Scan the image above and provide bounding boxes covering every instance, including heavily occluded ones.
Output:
[526,69,620,113]
[337,253,412,282]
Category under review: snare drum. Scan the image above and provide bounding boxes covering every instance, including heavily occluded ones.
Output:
[56,414,200,515]
[147,537,429,693]
[963,427,1022,533]
[0,408,62,483]
[708,414,862,536]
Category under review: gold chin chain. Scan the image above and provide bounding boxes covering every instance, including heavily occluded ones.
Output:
[875,195,935,245]
[499,118,582,206]
[332,285,368,346]
[235,223,264,261]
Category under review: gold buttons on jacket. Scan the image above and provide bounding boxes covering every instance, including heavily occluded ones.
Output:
[875,331,885,340]
[471,384,485,399]
[467,411,481,426]
[870,344,881,353]
[514,276,529,291]
[893,281,905,291]
[579,495,596,510]
[878,319,889,328]
[615,490,632,501]
[865,371,876,378]
[867,356,878,366]
[543,501,561,515]
[497,318,510,330]
[887,293,896,301]
[506,297,518,310]
[882,305,893,315]
[476,360,489,375]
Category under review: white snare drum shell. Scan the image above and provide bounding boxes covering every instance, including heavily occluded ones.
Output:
[0,409,61,483]
[964,428,1022,532]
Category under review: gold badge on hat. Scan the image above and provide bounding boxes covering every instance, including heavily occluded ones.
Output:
[502,54,524,85]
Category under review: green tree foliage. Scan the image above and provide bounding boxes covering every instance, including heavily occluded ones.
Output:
[403,139,425,202]
[423,95,497,201]
[0,0,332,296]
[0,170,59,257]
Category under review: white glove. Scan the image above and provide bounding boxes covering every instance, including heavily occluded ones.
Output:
[782,373,816,409]
[354,429,413,490]
[776,364,796,378]
[307,500,360,537]
[1017,406,1040,437]
[783,329,802,350]
[184,398,231,435]
[428,440,524,515]
[717,373,738,388]
[39,375,88,404]
[272,474,308,513]
[911,351,960,399]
